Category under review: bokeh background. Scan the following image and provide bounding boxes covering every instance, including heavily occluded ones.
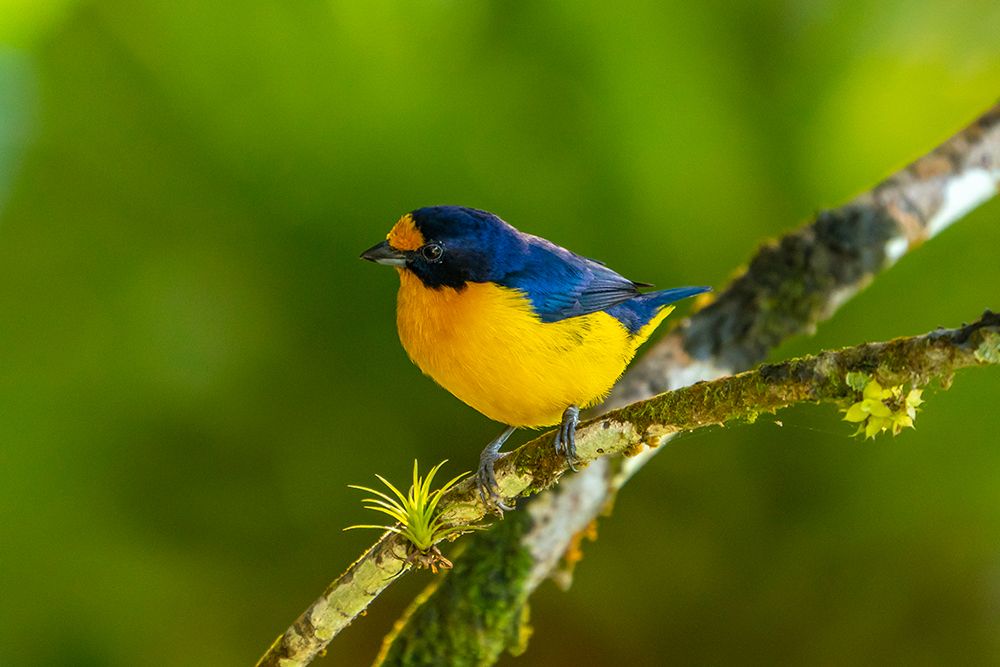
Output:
[2,1,1000,665]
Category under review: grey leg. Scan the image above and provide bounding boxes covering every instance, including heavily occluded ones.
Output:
[477,426,517,514]
[553,405,580,471]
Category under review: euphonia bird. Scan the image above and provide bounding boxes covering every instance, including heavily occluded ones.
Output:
[361,206,710,511]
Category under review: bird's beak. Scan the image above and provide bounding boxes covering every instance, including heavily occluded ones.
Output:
[360,240,407,266]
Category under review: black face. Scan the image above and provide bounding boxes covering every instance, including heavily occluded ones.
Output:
[402,235,486,289]
[393,206,527,290]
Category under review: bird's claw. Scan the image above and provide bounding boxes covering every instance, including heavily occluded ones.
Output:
[477,426,517,516]
[477,454,513,515]
[553,405,581,472]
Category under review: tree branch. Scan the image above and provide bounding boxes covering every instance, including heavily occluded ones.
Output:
[256,101,999,667]
[375,312,1000,665]
[374,100,1000,665]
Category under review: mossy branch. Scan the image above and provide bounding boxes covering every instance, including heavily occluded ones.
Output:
[375,312,1000,665]
[259,313,999,667]
[406,313,997,516]
[256,101,1000,667]
[372,101,1000,665]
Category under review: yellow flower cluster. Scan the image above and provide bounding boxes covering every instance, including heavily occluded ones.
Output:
[842,377,924,439]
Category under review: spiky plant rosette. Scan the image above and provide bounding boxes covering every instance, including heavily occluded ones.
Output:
[345,460,479,570]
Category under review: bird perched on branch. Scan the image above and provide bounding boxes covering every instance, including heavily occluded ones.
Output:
[362,206,709,512]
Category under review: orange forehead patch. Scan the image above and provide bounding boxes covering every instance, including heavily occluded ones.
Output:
[387,214,425,251]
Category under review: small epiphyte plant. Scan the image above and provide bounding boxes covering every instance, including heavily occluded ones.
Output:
[345,460,477,572]
[842,372,924,439]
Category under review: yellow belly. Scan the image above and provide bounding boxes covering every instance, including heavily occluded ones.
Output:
[395,270,671,427]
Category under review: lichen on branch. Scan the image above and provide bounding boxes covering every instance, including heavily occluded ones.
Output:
[372,311,1000,665]
[255,100,1000,667]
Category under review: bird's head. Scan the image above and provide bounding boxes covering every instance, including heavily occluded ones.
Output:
[361,206,526,288]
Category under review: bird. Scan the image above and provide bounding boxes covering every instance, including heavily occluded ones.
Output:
[361,206,710,512]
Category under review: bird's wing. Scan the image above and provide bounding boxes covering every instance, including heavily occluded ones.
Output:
[498,236,645,323]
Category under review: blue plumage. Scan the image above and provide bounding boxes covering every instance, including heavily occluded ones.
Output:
[605,287,713,334]
[407,206,709,333]
[364,205,712,510]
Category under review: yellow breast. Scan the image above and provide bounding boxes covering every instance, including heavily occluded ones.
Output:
[395,269,672,428]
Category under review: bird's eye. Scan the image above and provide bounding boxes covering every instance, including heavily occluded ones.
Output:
[420,243,444,263]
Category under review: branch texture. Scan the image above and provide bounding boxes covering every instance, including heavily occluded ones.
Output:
[256,101,1000,667]
[374,101,1000,665]
[376,312,1000,664]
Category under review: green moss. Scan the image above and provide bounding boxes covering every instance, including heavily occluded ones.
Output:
[974,331,1000,364]
[845,371,872,392]
[372,314,999,667]
[376,510,536,667]
[507,603,533,657]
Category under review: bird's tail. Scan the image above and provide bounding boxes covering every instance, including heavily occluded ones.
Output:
[639,285,713,308]
[606,285,712,345]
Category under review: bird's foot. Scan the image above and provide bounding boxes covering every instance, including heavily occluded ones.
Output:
[477,426,516,515]
[477,454,513,515]
[553,405,580,471]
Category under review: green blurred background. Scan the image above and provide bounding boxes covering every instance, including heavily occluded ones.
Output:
[1,1,999,665]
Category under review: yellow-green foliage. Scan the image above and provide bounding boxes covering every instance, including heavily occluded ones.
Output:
[843,374,924,439]
[345,460,476,552]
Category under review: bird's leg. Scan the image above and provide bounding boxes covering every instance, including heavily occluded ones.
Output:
[553,405,580,471]
[477,426,517,514]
